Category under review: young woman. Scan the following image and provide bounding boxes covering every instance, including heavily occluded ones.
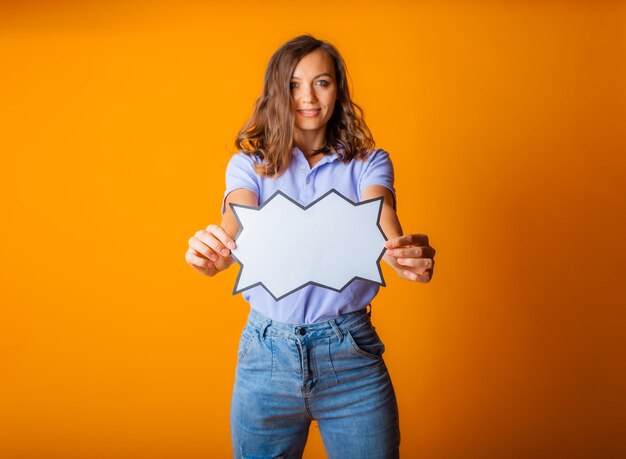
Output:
[186,34,436,459]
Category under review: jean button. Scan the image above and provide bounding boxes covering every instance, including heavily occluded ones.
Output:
[298,328,306,335]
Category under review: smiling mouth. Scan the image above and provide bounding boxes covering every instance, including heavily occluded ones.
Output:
[297,109,321,117]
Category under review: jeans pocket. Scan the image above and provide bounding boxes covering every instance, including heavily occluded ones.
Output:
[237,325,256,363]
[345,322,385,360]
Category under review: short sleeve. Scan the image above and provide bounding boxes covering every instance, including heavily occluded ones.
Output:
[358,149,396,210]
[221,153,260,215]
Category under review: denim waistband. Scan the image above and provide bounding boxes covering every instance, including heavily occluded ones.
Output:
[245,307,372,340]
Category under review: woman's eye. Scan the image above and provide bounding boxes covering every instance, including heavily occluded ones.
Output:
[289,80,330,89]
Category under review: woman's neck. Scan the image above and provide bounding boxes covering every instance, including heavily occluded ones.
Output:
[293,130,326,157]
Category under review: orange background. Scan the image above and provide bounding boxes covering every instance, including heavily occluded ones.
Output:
[1,1,625,458]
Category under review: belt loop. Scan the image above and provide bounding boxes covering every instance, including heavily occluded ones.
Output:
[329,318,343,341]
[260,319,271,339]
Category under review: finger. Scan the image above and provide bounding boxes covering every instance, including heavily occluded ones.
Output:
[403,269,432,283]
[421,246,436,259]
[386,247,422,258]
[206,224,236,251]
[187,246,218,264]
[397,257,433,272]
[186,250,215,269]
[385,233,429,249]
[188,237,219,261]
[387,245,436,259]
[196,229,231,258]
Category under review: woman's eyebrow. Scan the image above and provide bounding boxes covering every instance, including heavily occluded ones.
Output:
[291,72,333,80]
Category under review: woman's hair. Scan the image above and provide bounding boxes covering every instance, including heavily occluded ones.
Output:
[233,34,376,178]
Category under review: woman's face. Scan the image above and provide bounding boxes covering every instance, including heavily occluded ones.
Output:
[290,49,338,140]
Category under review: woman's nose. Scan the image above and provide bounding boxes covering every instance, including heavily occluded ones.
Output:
[301,85,317,102]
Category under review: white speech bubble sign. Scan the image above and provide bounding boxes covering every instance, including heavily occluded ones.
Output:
[229,189,387,301]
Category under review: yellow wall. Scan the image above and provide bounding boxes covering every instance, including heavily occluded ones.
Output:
[1,1,624,457]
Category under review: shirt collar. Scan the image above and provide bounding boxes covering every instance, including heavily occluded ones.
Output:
[292,144,340,164]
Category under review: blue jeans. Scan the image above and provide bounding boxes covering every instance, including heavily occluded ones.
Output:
[230,307,400,459]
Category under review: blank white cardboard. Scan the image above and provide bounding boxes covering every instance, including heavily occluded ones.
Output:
[229,189,387,301]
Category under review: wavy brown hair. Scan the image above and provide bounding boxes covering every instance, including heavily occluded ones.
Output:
[233,34,376,178]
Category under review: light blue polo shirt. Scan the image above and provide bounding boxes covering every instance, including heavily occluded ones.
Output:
[221,145,396,324]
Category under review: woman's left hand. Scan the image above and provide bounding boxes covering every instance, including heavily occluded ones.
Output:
[384,234,436,282]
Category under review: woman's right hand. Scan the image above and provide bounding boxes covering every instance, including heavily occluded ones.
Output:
[186,224,237,277]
